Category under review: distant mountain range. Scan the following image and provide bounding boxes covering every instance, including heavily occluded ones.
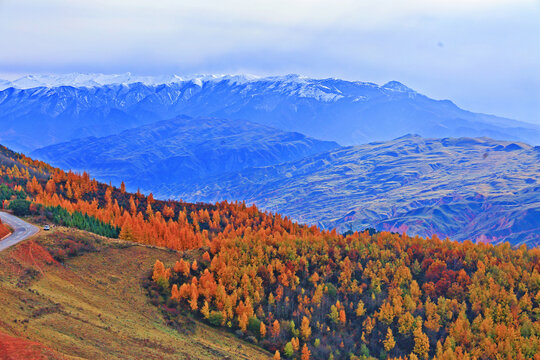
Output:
[32,117,540,246]
[1,73,539,152]
[31,116,339,186]
[0,73,254,89]
[3,73,539,245]
[162,135,538,246]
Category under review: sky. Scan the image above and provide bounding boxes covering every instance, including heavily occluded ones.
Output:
[0,0,539,124]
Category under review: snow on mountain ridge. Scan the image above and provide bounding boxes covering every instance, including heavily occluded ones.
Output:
[1,71,539,152]
[1,73,187,89]
[0,73,265,89]
[0,72,409,102]
[382,81,416,93]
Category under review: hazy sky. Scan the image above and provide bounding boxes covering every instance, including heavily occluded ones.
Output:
[0,0,539,123]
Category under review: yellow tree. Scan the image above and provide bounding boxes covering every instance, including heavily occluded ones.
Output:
[410,280,422,301]
[291,337,300,352]
[301,316,312,341]
[378,302,395,325]
[152,259,171,288]
[424,298,441,332]
[189,286,199,311]
[356,300,366,317]
[201,301,210,319]
[45,179,56,194]
[105,187,112,207]
[146,203,154,218]
[413,326,430,359]
[170,284,180,301]
[398,312,416,335]
[329,305,339,324]
[26,176,41,194]
[129,196,137,215]
[339,309,347,325]
[383,328,396,352]
[239,312,248,333]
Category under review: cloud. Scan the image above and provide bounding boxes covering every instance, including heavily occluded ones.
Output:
[0,0,538,123]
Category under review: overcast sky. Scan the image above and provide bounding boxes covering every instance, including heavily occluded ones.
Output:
[0,0,538,123]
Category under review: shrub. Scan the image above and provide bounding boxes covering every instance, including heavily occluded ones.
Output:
[208,311,224,327]
[248,316,261,335]
[8,199,31,216]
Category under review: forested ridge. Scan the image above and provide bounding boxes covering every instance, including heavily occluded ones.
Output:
[0,144,538,359]
[151,230,540,359]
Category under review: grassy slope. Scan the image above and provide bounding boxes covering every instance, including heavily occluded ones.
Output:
[0,226,271,360]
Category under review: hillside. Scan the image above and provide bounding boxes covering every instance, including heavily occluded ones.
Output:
[166,135,539,246]
[150,221,540,360]
[0,143,538,359]
[31,116,339,187]
[36,132,539,246]
[0,226,271,359]
[1,74,539,152]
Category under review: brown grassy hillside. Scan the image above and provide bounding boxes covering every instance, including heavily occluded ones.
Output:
[0,226,271,360]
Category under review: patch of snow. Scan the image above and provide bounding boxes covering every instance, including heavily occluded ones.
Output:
[382,81,415,93]
[294,86,344,102]
[191,78,203,87]
[353,96,367,102]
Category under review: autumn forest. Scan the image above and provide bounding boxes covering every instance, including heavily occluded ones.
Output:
[0,144,538,359]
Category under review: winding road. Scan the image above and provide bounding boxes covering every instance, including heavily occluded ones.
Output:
[0,211,39,251]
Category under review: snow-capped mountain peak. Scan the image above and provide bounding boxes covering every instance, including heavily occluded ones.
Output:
[0,71,538,153]
[0,72,400,104]
[0,72,189,89]
[0,73,270,90]
[382,81,415,93]
[0,72,411,96]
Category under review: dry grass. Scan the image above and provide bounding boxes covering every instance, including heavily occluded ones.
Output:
[0,226,271,360]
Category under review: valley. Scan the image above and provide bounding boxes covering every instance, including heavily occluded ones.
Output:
[165,135,539,246]
[31,116,339,187]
